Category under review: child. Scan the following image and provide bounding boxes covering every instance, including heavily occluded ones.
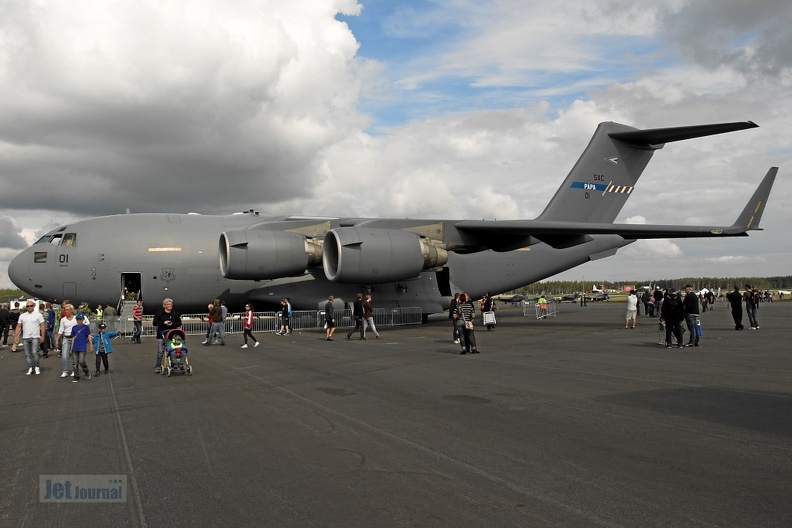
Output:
[71,313,93,382]
[167,334,188,363]
[92,322,119,376]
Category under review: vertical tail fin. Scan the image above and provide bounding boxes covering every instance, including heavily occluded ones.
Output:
[536,121,759,223]
[731,167,777,231]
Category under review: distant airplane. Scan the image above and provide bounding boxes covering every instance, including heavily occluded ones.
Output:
[556,293,581,302]
[496,294,527,306]
[8,121,777,316]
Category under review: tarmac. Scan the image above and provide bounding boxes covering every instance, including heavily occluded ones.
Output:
[1,300,790,527]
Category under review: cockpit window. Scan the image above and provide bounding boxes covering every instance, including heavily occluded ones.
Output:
[35,234,64,245]
[61,233,77,247]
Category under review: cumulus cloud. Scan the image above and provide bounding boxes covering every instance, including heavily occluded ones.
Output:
[0,0,369,217]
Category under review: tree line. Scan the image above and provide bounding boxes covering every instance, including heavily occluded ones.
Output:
[517,276,792,295]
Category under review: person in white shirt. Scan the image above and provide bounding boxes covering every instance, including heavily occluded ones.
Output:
[14,301,45,375]
[625,290,638,329]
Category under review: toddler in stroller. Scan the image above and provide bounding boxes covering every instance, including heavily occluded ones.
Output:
[162,329,192,376]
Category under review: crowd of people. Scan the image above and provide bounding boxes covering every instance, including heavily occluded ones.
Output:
[6,282,775,378]
[624,283,765,348]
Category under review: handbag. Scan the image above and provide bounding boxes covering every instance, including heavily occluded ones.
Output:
[483,311,496,325]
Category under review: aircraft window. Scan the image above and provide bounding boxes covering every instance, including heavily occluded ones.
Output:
[61,233,77,247]
[47,234,63,245]
[35,235,53,244]
[34,252,47,263]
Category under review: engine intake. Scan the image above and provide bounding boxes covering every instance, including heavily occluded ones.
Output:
[323,227,447,283]
[220,230,322,280]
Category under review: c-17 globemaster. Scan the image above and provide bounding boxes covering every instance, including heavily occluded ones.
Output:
[8,121,777,316]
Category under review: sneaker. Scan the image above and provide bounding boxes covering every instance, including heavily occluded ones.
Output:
[241,344,248,348]
[95,371,101,377]
[72,378,79,383]
[60,371,68,378]
[35,366,41,375]
[85,371,91,380]
[453,339,460,344]
[154,366,162,374]
[254,341,260,348]
[26,367,34,376]
[201,339,208,344]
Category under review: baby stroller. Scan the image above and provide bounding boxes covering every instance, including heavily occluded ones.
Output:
[161,329,192,377]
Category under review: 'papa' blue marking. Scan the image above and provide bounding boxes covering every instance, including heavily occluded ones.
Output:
[570,182,607,191]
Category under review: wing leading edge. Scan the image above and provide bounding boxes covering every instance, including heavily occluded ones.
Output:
[456,168,777,250]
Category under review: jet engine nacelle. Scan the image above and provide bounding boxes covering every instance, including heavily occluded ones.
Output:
[323,227,447,283]
[220,230,322,280]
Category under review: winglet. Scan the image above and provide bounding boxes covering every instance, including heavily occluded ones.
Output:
[731,167,777,231]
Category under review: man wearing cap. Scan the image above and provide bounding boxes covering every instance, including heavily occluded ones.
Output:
[682,284,701,347]
[14,300,45,376]
[660,288,684,349]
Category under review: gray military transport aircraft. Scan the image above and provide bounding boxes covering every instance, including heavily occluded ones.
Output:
[8,121,777,316]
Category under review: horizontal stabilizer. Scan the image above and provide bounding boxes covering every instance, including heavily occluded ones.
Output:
[455,168,777,248]
[609,121,758,147]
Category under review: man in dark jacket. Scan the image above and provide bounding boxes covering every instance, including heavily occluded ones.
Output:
[0,303,10,347]
[346,293,365,340]
[726,285,744,330]
[682,284,700,347]
[660,288,684,349]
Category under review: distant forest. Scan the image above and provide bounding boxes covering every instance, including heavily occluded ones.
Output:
[519,276,792,295]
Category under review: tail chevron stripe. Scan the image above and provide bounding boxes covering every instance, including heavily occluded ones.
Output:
[605,184,634,194]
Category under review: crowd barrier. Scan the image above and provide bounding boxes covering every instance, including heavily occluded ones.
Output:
[90,307,423,338]
[522,299,558,319]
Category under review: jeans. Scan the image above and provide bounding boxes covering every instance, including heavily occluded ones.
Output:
[684,313,699,345]
[156,338,165,367]
[363,317,379,337]
[72,350,89,379]
[61,337,73,373]
[207,322,224,344]
[133,321,142,342]
[23,338,41,368]
[451,319,461,341]
[746,304,759,328]
[462,326,477,352]
[347,317,364,338]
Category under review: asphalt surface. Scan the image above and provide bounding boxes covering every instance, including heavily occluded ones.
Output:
[1,301,790,527]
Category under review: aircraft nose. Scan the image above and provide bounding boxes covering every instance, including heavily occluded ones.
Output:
[8,250,31,291]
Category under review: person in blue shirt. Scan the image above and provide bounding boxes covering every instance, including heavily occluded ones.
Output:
[92,322,119,376]
[71,313,93,382]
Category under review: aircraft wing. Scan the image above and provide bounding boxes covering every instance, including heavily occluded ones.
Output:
[456,167,777,250]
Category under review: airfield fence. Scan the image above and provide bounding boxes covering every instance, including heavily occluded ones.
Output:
[94,307,423,338]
